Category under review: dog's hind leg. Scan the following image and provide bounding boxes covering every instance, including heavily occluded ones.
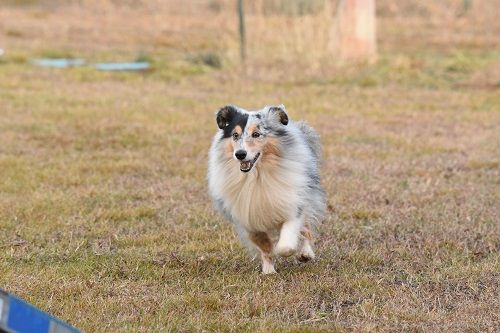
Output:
[297,223,316,262]
[249,232,276,274]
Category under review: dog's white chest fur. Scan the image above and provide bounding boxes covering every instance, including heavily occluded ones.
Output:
[218,165,302,232]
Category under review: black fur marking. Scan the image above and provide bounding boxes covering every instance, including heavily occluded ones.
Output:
[297,206,303,218]
[308,172,321,185]
[262,126,288,138]
[216,105,237,129]
[274,128,288,137]
[255,114,262,119]
[216,106,249,140]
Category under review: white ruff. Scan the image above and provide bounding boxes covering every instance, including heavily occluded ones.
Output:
[210,154,307,233]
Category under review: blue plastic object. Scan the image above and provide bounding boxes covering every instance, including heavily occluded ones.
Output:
[0,289,80,333]
[94,62,150,71]
[30,58,86,68]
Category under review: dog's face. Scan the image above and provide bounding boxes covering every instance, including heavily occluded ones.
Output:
[215,105,289,172]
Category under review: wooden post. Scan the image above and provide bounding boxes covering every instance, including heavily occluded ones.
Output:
[331,0,377,62]
[238,0,246,62]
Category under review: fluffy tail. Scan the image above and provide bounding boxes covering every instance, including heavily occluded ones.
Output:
[296,121,321,162]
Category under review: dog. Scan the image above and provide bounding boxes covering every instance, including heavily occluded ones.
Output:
[208,105,326,274]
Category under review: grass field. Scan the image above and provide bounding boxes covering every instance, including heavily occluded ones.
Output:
[0,1,499,332]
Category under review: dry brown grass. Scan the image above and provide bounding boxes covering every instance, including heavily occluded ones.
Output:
[0,0,499,332]
[2,0,498,65]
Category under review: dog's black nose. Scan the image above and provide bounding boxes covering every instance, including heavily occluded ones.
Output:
[235,150,247,160]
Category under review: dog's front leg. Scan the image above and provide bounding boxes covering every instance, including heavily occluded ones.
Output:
[249,232,276,274]
[297,222,316,262]
[275,217,302,257]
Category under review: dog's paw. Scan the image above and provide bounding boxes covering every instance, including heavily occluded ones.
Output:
[297,250,315,263]
[262,264,277,274]
[297,242,316,263]
[275,242,298,257]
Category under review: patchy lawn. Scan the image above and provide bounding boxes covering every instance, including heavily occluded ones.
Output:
[0,1,498,332]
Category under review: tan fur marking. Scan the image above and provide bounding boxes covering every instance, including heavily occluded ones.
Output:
[249,232,273,254]
[300,223,313,241]
[263,137,281,157]
[224,138,234,158]
[247,124,258,134]
[234,125,242,135]
[250,233,276,274]
[260,137,282,167]
[298,223,315,262]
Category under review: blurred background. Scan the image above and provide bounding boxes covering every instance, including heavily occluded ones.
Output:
[1,0,498,76]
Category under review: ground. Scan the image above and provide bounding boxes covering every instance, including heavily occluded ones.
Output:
[0,1,499,332]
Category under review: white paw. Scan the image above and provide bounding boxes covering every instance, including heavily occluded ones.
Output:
[275,240,298,257]
[297,242,316,262]
[262,264,277,274]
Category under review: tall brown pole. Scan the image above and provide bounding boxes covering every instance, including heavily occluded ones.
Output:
[238,0,246,62]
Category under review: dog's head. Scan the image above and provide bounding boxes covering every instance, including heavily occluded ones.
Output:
[215,105,289,172]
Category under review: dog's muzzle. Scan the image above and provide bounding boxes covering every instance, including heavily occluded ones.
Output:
[240,153,260,172]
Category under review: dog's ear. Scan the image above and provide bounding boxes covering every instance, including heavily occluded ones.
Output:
[268,104,288,126]
[216,105,237,129]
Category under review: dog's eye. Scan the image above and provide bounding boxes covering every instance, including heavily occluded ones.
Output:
[252,132,261,138]
[232,132,239,140]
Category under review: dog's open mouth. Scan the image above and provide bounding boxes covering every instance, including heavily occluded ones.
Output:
[240,153,261,172]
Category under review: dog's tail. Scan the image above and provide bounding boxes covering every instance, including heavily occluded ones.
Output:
[296,121,321,162]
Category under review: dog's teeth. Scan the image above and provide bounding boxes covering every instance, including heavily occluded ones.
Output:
[240,161,252,171]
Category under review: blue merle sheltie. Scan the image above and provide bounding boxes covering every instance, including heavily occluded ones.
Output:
[208,104,326,274]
